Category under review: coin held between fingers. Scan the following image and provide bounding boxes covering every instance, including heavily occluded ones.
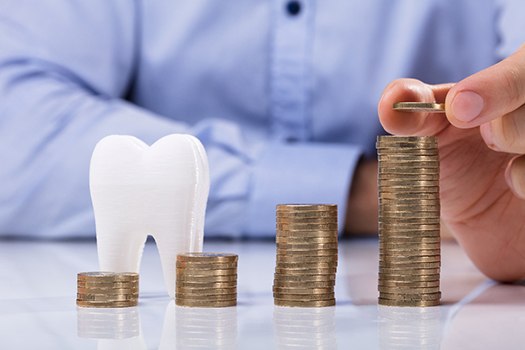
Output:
[393,102,446,113]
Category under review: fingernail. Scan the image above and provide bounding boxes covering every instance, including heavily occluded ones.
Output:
[451,91,484,122]
[506,157,525,199]
[479,123,499,151]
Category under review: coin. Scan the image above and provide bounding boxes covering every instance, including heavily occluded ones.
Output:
[274,299,336,307]
[276,243,338,250]
[177,253,238,262]
[276,211,338,218]
[276,217,338,224]
[277,230,338,238]
[274,274,336,282]
[392,102,445,113]
[176,262,238,269]
[378,299,440,307]
[277,204,337,212]
[378,280,440,288]
[176,287,237,295]
[77,272,139,282]
[273,287,334,294]
[273,280,335,288]
[76,300,138,308]
[176,300,237,308]
[378,286,440,294]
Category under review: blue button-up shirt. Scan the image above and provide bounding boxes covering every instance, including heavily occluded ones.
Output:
[0,0,524,238]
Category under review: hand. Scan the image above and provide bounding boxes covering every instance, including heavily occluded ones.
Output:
[378,45,525,282]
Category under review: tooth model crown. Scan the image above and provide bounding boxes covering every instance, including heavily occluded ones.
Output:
[90,134,210,298]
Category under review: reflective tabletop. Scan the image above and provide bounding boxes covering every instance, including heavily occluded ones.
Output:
[0,239,524,349]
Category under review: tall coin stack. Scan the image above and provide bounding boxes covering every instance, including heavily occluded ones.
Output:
[273,204,338,307]
[376,136,441,307]
[77,272,139,308]
[176,253,238,308]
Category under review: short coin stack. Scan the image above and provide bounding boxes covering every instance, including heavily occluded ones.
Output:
[273,204,338,307]
[77,272,139,308]
[377,136,441,307]
[176,253,238,307]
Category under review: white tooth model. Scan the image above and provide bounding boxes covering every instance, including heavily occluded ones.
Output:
[90,134,210,298]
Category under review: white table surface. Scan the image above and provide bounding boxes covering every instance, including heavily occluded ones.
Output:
[0,238,524,350]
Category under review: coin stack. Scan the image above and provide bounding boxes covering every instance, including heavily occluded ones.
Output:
[77,272,139,308]
[176,253,238,308]
[273,204,338,307]
[376,136,441,307]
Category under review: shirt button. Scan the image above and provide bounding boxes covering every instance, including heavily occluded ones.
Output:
[286,1,301,16]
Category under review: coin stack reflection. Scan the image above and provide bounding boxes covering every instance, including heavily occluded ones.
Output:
[176,306,237,349]
[176,253,238,307]
[76,272,139,308]
[273,204,338,307]
[377,136,441,307]
[274,306,337,349]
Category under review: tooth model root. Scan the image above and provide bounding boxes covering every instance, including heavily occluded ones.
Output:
[90,134,210,299]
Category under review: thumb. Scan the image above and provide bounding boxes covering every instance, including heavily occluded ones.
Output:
[446,44,525,128]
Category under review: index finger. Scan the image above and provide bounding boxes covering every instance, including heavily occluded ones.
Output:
[378,79,453,136]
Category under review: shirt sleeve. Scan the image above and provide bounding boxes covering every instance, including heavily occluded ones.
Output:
[0,0,363,239]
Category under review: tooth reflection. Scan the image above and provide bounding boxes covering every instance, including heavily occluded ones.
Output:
[159,301,238,350]
[273,306,337,350]
[378,306,442,350]
[77,307,146,349]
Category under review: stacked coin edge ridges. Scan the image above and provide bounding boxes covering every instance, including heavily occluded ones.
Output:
[76,272,139,308]
[377,136,441,307]
[273,204,338,307]
[176,253,238,308]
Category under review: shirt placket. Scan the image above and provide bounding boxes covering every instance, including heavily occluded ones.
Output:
[270,0,313,142]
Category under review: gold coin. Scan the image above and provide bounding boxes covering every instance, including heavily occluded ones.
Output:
[276,243,338,250]
[277,217,338,224]
[176,300,237,308]
[78,272,138,282]
[176,281,237,288]
[176,275,237,282]
[276,255,338,264]
[273,280,335,288]
[274,274,336,282]
[176,294,237,302]
[377,135,438,143]
[274,299,335,307]
[378,298,440,307]
[176,286,237,295]
[276,237,338,245]
[379,244,441,251]
[276,211,338,218]
[379,250,440,258]
[276,261,338,269]
[77,286,139,294]
[272,287,334,294]
[277,223,338,230]
[379,173,439,181]
[276,204,337,212]
[273,292,334,301]
[379,255,440,262]
[77,293,138,302]
[277,230,338,238]
[77,281,138,288]
[176,268,237,276]
[274,268,337,275]
[378,274,440,282]
[176,261,237,269]
[378,285,440,293]
[177,253,238,262]
[379,267,440,274]
[379,261,440,269]
[277,249,338,257]
[392,102,445,113]
[378,280,440,288]
[76,300,138,308]
[379,291,441,300]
